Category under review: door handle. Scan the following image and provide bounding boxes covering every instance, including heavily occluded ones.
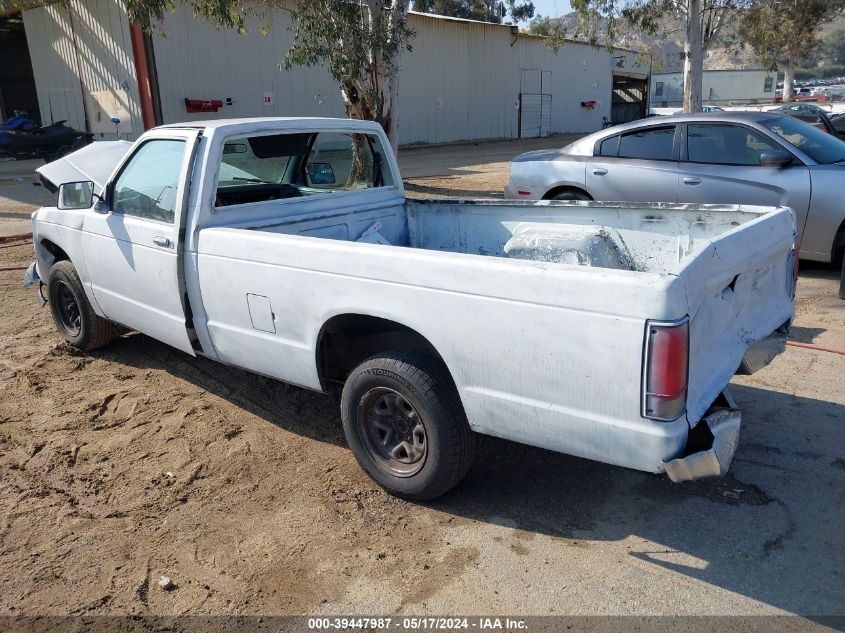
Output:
[683,177,702,185]
[593,168,608,176]
[153,236,172,248]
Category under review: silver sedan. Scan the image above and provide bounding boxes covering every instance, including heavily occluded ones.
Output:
[505,112,845,268]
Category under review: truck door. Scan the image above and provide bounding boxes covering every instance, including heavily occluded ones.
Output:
[81,129,199,354]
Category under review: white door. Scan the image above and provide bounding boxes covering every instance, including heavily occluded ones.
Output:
[82,129,199,354]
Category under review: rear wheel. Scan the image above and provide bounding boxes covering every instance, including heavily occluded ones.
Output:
[340,350,474,500]
[47,260,114,350]
[550,189,591,201]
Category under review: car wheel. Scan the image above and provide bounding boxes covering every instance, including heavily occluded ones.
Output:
[340,350,474,501]
[551,190,591,201]
[47,260,114,350]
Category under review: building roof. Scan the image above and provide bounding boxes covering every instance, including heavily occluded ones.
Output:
[408,10,647,57]
[160,116,383,132]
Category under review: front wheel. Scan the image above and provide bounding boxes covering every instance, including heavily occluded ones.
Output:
[340,350,474,500]
[47,260,114,350]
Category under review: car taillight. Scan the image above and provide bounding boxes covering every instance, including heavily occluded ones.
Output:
[642,318,689,421]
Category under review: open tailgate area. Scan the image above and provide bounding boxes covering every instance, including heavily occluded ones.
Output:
[679,206,796,425]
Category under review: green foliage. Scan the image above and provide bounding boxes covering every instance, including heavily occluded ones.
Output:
[527,14,555,35]
[822,28,845,65]
[414,0,535,23]
[569,0,746,48]
[795,64,845,79]
[123,0,251,33]
[282,0,413,130]
[739,0,845,70]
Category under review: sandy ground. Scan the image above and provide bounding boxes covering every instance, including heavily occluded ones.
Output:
[0,139,844,618]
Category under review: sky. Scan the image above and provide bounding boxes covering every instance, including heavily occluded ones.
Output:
[529,0,573,20]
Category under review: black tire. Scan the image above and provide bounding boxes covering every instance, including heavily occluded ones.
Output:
[47,260,114,350]
[340,350,474,501]
[551,189,591,201]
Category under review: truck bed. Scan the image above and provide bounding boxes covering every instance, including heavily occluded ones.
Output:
[236,198,784,276]
[192,198,794,476]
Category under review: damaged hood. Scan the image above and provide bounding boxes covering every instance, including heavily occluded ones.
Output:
[35,140,133,194]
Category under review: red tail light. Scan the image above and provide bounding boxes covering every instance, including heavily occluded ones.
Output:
[642,318,689,421]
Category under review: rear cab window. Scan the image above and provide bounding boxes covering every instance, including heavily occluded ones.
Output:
[215,130,395,209]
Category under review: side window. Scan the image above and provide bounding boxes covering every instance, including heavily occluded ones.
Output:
[597,135,619,157]
[687,124,778,166]
[305,132,393,191]
[113,140,185,223]
[764,77,774,93]
[618,126,675,161]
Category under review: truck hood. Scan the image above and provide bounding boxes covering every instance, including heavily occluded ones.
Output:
[35,140,132,194]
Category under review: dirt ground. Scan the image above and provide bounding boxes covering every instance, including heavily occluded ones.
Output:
[0,138,844,618]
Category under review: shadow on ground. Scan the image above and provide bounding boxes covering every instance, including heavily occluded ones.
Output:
[404,180,503,199]
[95,333,845,616]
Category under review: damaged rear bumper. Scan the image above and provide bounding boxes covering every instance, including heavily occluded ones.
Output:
[663,390,741,483]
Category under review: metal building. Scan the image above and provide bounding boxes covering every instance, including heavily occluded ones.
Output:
[652,69,777,108]
[19,0,650,144]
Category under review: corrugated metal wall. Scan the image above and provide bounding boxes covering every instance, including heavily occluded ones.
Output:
[23,3,649,145]
[22,0,142,140]
[152,10,648,144]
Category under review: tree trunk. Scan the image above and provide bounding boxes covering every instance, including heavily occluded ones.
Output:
[339,0,405,156]
[782,62,795,103]
[385,65,400,155]
[683,0,703,113]
[383,0,408,155]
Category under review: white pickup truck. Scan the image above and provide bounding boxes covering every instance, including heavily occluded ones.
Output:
[25,117,796,499]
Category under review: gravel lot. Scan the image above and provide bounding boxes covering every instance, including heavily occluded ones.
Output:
[0,138,843,619]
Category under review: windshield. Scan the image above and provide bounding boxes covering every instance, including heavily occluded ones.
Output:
[760,116,845,164]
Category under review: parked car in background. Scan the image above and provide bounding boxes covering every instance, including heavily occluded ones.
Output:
[769,103,840,138]
[673,105,723,114]
[831,112,845,137]
[505,112,845,294]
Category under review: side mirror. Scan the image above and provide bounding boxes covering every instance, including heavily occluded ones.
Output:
[57,181,95,210]
[759,150,793,168]
[307,162,336,185]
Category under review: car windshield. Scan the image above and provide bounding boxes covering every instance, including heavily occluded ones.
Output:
[760,116,845,164]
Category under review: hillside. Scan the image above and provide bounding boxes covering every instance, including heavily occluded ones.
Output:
[542,11,845,72]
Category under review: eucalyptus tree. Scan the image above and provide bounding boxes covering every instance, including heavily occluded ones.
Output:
[739,0,845,102]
